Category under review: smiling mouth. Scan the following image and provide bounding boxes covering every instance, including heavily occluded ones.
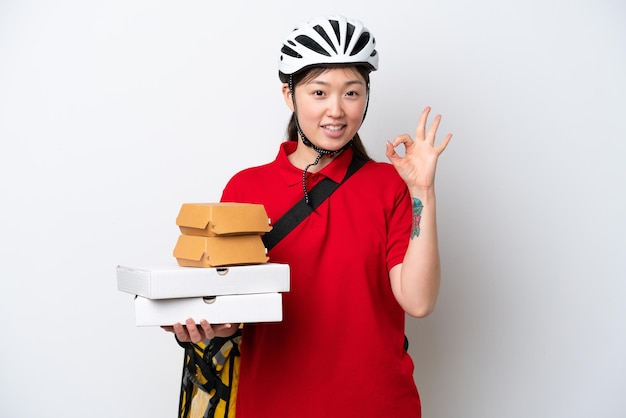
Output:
[322,125,345,132]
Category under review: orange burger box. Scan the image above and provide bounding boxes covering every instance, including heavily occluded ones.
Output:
[116,262,290,299]
[173,234,269,267]
[174,203,272,267]
[176,202,272,237]
[133,293,283,326]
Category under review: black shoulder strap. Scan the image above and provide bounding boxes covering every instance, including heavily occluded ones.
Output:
[262,154,367,252]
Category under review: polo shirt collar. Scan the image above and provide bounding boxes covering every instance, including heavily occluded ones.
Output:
[276,141,355,186]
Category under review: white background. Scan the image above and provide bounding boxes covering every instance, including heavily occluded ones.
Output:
[1,1,625,417]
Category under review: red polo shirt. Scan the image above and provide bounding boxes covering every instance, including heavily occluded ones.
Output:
[221,141,421,418]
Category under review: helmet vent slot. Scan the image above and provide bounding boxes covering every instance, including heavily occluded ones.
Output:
[351,33,371,56]
[313,25,338,54]
[329,20,341,44]
[295,35,331,57]
[281,45,302,59]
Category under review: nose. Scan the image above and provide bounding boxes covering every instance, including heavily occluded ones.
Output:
[326,96,344,118]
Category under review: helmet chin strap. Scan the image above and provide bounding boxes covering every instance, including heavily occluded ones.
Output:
[289,74,353,204]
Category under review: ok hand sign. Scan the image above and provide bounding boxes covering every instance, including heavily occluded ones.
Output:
[386,106,452,193]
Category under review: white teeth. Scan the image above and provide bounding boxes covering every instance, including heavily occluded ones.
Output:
[324,125,343,132]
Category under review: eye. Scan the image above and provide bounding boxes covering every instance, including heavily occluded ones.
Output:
[313,90,325,96]
[346,90,360,97]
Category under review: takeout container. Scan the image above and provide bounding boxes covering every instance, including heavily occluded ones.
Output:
[176,203,272,236]
[173,203,271,267]
[134,293,283,326]
[116,262,290,299]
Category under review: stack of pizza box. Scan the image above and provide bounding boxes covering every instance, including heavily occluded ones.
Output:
[116,203,290,326]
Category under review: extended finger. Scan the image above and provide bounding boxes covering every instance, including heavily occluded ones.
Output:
[415,106,431,140]
[436,133,453,154]
[426,114,443,144]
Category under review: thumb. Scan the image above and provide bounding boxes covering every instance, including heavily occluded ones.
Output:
[386,140,399,162]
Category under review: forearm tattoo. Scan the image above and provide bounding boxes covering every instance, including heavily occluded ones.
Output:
[411,197,423,239]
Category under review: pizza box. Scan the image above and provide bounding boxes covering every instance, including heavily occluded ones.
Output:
[117,262,290,299]
[134,292,283,326]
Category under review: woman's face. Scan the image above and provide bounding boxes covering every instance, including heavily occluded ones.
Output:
[283,67,368,152]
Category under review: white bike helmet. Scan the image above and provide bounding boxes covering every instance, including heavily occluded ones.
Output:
[278,15,379,82]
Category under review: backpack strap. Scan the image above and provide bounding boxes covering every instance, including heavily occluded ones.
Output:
[262,154,367,252]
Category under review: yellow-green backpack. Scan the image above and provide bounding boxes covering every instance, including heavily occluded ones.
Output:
[177,329,242,418]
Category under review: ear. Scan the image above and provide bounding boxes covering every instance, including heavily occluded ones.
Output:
[282,83,295,112]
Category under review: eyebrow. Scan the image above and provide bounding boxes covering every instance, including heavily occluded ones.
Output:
[306,80,365,87]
